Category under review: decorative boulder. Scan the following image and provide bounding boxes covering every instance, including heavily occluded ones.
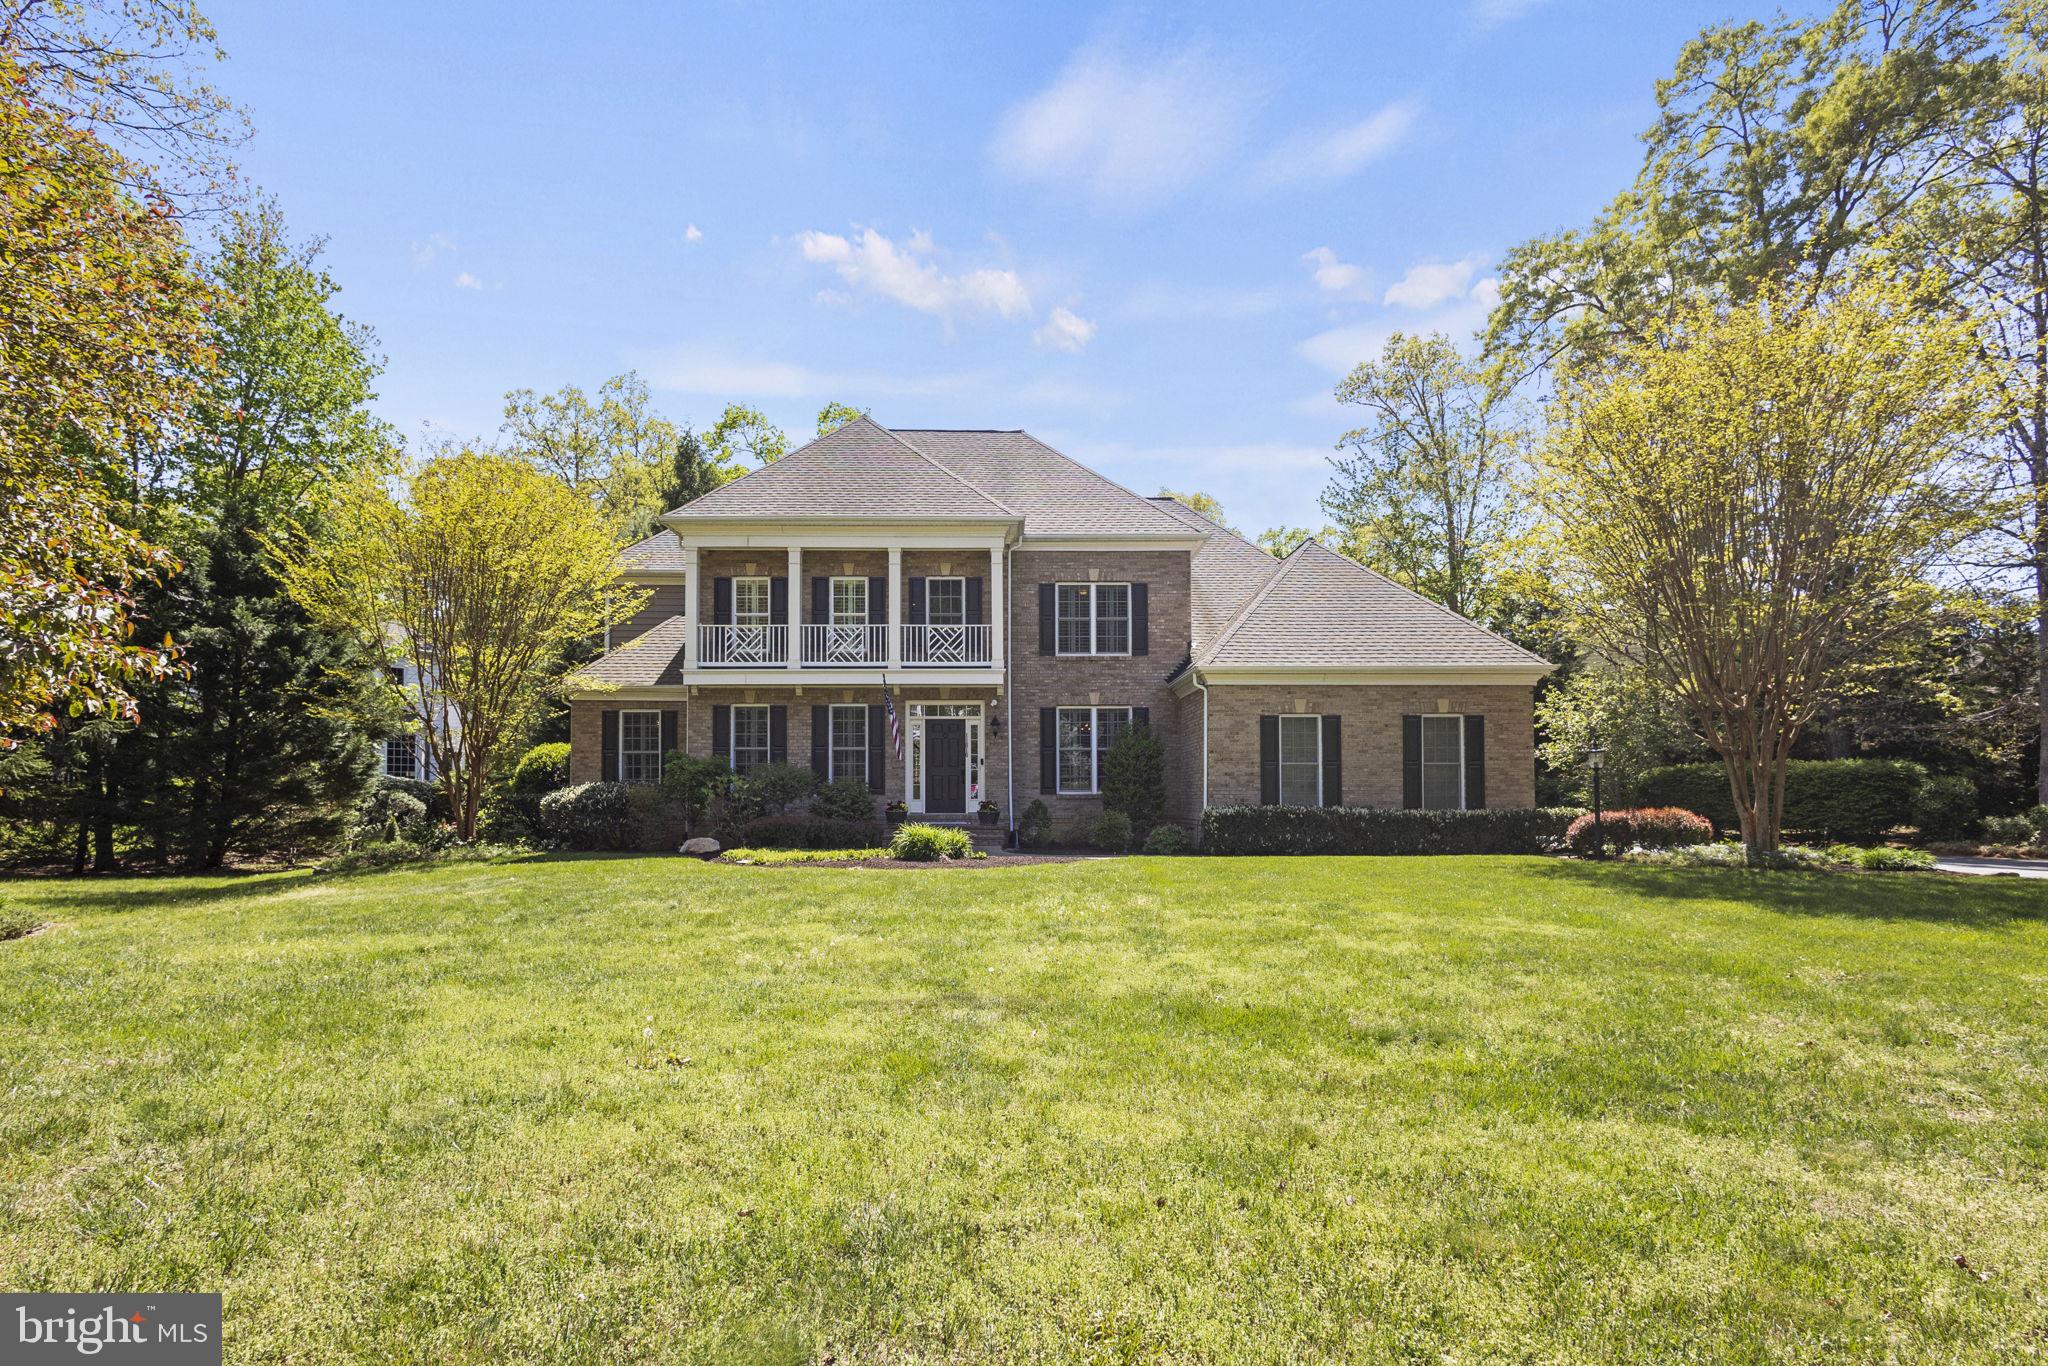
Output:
[681,837,720,859]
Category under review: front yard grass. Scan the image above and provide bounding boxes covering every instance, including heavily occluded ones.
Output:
[3,856,2045,1362]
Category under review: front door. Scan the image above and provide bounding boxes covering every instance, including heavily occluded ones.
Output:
[925,719,967,813]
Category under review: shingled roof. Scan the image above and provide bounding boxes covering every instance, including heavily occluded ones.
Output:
[668,416,1014,521]
[1145,496,1282,653]
[619,529,686,573]
[1199,541,1550,671]
[896,430,1198,538]
[578,615,689,687]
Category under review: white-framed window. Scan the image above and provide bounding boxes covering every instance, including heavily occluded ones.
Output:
[1055,582,1130,656]
[1277,714,1322,808]
[830,577,868,625]
[829,704,867,785]
[1056,705,1133,794]
[384,734,417,780]
[730,704,771,776]
[926,576,966,625]
[733,576,772,627]
[620,709,663,785]
[1421,714,1465,810]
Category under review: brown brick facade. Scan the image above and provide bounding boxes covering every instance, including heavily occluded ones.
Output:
[1198,683,1537,810]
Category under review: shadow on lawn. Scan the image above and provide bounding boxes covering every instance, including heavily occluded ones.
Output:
[1529,858,2048,929]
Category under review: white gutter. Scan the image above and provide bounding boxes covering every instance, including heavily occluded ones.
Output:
[1191,671,1209,812]
[1005,541,1016,847]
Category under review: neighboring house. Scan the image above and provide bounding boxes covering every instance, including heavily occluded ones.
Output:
[378,661,437,783]
[566,417,1551,838]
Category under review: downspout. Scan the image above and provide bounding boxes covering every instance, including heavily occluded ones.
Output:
[1190,670,1209,813]
[1005,540,1016,848]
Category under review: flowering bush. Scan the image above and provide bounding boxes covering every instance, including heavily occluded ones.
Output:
[1565,807,1712,854]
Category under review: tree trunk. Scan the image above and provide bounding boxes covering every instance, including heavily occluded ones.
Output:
[2037,539,2048,806]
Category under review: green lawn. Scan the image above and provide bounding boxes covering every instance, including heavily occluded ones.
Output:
[3,857,2046,1363]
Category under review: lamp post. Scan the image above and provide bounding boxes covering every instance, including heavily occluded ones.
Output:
[1585,736,1607,860]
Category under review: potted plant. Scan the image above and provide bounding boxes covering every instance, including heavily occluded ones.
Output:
[977,799,1000,827]
[885,800,908,826]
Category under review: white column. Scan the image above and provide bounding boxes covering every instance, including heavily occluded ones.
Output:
[787,545,802,669]
[682,543,699,672]
[987,541,1005,669]
[887,546,904,670]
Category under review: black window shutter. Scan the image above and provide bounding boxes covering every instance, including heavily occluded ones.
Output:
[1038,584,1055,654]
[712,577,733,625]
[1132,583,1149,656]
[662,709,680,766]
[868,575,887,624]
[769,577,788,625]
[601,709,620,783]
[769,705,788,763]
[1321,714,1342,808]
[1402,715,1423,809]
[1463,715,1486,810]
[908,577,927,626]
[1039,707,1057,793]
[966,576,984,625]
[1258,715,1279,805]
[811,705,829,777]
[711,705,730,764]
[1134,706,1150,733]
[866,704,885,793]
[811,576,829,624]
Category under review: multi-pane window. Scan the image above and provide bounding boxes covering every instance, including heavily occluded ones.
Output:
[1278,715,1321,808]
[731,705,771,776]
[1056,705,1133,794]
[831,577,868,625]
[1421,715,1465,810]
[733,577,771,627]
[385,734,417,779]
[830,704,867,785]
[620,710,662,785]
[926,577,966,625]
[1055,582,1131,656]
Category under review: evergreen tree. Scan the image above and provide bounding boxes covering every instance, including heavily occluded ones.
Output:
[658,427,736,511]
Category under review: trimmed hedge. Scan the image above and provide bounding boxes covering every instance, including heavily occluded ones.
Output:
[737,814,887,850]
[1634,759,1925,843]
[538,782,636,850]
[1090,810,1133,852]
[1200,806,1585,856]
[1565,807,1712,855]
[1142,823,1193,854]
[367,774,449,824]
[511,742,572,794]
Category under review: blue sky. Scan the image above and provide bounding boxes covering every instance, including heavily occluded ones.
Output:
[207,0,1749,534]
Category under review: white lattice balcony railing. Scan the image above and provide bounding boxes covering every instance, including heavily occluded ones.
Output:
[801,623,887,666]
[902,623,994,666]
[697,623,788,666]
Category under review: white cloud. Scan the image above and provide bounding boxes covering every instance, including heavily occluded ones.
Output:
[991,41,1252,205]
[1302,247,1366,294]
[684,223,703,243]
[1297,296,1495,375]
[453,271,483,291]
[1258,101,1418,186]
[1116,280,1294,321]
[410,232,456,268]
[1033,306,1098,353]
[1472,0,1554,31]
[636,347,987,401]
[797,228,1032,324]
[1383,253,1489,309]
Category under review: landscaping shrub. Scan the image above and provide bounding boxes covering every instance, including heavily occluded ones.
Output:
[1565,807,1712,855]
[742,763,819,815]
[1141,823,1192,854]
[1201,806,1589,856]
[1635,842,1831,870]
[1821,844,1936,872]
[2028,805,2048,839]
[1090,810,1133,852]
[738,814,887,850]
[1981,813,2034,845]
[719,846,890,865]
[539,782,637,850]
[811,777,878,824]
[1634,759,1926,842]
[889,823,971,861]
[1018,799,1054,849]
[1910,773,1979,841]
[511,742,572,794]
[660,754,732,831]
[365,774,449,824]
[627,785,689,851]
[351,787,428,847]
[1101,726,1165,832]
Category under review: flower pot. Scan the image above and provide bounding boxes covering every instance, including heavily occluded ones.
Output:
[886,808,907,826]
[978,809,999,827]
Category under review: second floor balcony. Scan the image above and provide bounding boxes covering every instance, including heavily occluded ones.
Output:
[696,622,995,670]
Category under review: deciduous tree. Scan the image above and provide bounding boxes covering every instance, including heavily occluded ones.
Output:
[706,402,787,466]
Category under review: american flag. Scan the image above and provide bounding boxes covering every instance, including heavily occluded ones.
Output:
[884,689,903,758]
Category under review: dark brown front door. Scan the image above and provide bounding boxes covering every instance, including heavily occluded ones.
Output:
[926,719,966,814]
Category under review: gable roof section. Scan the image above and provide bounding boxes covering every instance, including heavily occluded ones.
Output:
[579,615,689,688]
[1200,540,1550,671]
[668,415,1015,521]
[893,429,1197,538]
[619,529,686,573]
[1145,496,1281,653]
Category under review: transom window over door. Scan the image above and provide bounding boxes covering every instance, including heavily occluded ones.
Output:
[1277,714,1321,807]
[1057,705,1133,794]
[1421,714,1465,810]
[830,577,868,625]
[731,705,771,776]
[1055,583,1131,656]
[829,704,867,785]
[926,577,965,625]
[733,577,771,627]
[620,709,663,785]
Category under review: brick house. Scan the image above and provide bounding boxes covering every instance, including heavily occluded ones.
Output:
[564,417,1550,838]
